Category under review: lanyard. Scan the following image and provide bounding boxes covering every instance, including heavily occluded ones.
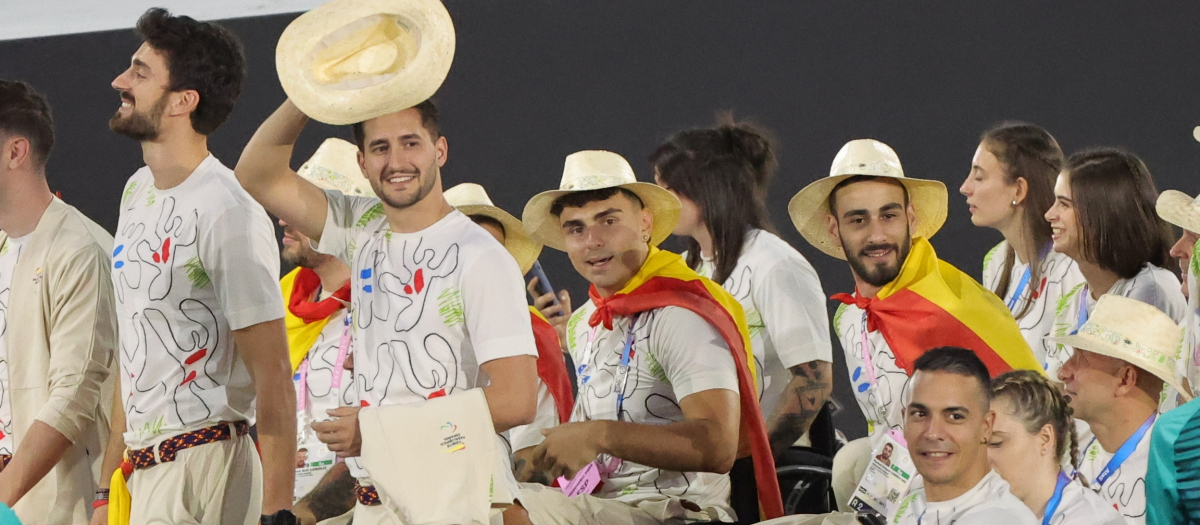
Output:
[296,313,353,412]
[1007,266,1033,311]
[1070,285,1090,336]
[574,314,641,421]
[1042,471,1071,525]
[1093,412,1156,485]
[859,312,878,388]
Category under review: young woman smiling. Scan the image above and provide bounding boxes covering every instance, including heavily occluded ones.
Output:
[960,122,1083,367]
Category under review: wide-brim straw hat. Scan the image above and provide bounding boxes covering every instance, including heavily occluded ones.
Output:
[277,0,455,125]
[522,150,681,252]
[788,139,948,260]
[1049,294,1192,401]
[1157,189,1200,234]
[445,183,542,274]
[297,138,374,196]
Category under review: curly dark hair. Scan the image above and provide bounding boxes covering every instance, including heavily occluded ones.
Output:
[135,8,245,135]
[0,80,54,166]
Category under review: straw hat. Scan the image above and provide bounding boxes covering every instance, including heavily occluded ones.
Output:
[1157,190,1200,234]
[522,150,681,252]
[276,0,455,125]
[445,183,542,274]
[1049,294,1192,401]
[787,139,948,260]
[296,138,374,196]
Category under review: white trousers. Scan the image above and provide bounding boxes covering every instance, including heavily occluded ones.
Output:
[128,434,262,525]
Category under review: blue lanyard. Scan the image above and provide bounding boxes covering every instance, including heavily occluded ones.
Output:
[1070,285,1090,335]
[1042,471,1071,525]
[611,313,641,421]
[1093,413,1156,485]
[1007,266,1033,311]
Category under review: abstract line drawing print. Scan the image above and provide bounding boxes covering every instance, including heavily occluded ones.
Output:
[352,233,462,405]
[838,310,910,434]
[304,329,356,405]
[113,198,200,303]
[1102,468,1147,521]
[0,251,12,455]
[123,299,220,429]
[723,266,767,395]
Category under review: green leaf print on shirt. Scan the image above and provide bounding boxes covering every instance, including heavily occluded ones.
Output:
[1191,240,1200,276]
[982,242,1003,275]
[0,243,8,257]
[122,180,138,205]
[565,308,586,354]
[832,303,849,331]
[145,188,156,207]
[184,256,211,289]
[645,352,669,384]
[1052,282,1087,337]
[438,287,465,327]
[745,308,765,340]
[138,415,165,439]
[356,203,385,228]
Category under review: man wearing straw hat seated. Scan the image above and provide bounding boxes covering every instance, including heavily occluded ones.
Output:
[1051,294,1193,525]
[788,139,1040,511]
[506,150,783,524]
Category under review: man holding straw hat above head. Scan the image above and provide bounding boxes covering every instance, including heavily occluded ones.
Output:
[789,138,1039,511]
[237,0,540,523]
[506,150,783,525]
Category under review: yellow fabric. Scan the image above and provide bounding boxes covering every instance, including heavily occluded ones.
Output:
[612,247,757,383]
[107,468,130,525]
[281,268,334,374]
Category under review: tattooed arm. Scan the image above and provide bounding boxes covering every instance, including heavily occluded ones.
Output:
[293,462,356,524]
[766,360,833,460]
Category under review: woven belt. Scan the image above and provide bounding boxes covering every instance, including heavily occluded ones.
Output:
[0,455,9,468]
[355,483,381,506]
[128,421,250,470]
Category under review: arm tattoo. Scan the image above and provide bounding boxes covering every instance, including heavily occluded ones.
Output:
[298,462,357,520]
[766,360,833,459]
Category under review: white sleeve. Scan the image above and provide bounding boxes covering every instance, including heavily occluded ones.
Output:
[316,189,384,265]
[460,246,537,364]
[982,242,1006,290]
[753,259,833,369]
[203,205,284,330]
[650,307,739,400]
[508,381,557,451]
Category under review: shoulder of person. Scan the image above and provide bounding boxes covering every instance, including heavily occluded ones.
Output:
[983,240,1009,269]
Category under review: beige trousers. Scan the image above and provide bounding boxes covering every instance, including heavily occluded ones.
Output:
[516,483,724,525]
[128,434,262,525]
[830,437,873,512]
[352,503,506,525]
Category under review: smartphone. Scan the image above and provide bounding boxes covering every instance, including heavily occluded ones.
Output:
[527,261,562,315]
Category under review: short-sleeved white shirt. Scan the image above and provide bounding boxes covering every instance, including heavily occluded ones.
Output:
[693,229,832,416]
[833,303,910,438]
[0,236,26,456]
[1045,477,1126,525]
[982,241,1085,368]
[891,470,1037,525]
[293,307,356,444]
[1077,418,1155,525]
[316,191,537,477]
[564,301,739,518]
[112,156,284,447]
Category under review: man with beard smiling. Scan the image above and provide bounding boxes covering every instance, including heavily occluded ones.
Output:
[234,97,539,524]
[789,139,1038,510]
[105,9,296,525]
[889,347,1036,525]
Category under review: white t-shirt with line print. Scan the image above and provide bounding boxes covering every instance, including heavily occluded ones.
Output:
[1076,418,1155,525]
[315,190,537,479]
[112,155,285,448]
[981,241,1085,370]
[890,470,1037,525]
[692,229,833,418]
[1044,477,1126,525]
[833,302,910,439]
[293,307,357,444]
[563,301,740,520]
[0,235,27,456]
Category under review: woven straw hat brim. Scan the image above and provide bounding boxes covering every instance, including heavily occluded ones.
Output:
[456,203,542,275]
[522,182,681,252]
[787,174,948,260]
[1156,190,1200,234]
[277,0,455,126]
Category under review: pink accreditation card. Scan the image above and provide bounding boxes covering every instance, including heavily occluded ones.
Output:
[556,456,621,497]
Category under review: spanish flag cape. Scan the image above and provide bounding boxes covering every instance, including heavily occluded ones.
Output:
[832,236,1040,376]
[586,247,783,520]
[529,307,574,423]
[281,267,352,373]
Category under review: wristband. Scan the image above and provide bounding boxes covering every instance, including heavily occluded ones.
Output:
[94,489,110,501]
[91,500,108,509]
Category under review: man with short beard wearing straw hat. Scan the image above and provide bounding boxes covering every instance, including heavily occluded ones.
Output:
[1051,294,1193,525]
[789,138,1039,510]
[506,150,783,525]
[236,0,540,522]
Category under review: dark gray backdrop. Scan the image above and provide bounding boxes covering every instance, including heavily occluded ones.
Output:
[4,1,1200,438]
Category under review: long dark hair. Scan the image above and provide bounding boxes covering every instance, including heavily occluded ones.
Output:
[649,117,777,284]
[980,122,1064,320]
[1065,148,1173,278]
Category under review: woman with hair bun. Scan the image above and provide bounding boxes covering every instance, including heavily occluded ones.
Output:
[650,119,833,456]
[989,370,1124,525]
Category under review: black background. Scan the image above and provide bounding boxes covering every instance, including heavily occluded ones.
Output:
[4,1,1200,438]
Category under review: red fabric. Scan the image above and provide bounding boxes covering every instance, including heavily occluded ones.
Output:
[530,312,575,424]
[833,289,1015,376]
[288,268,352,323]
[586,277,784,520]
